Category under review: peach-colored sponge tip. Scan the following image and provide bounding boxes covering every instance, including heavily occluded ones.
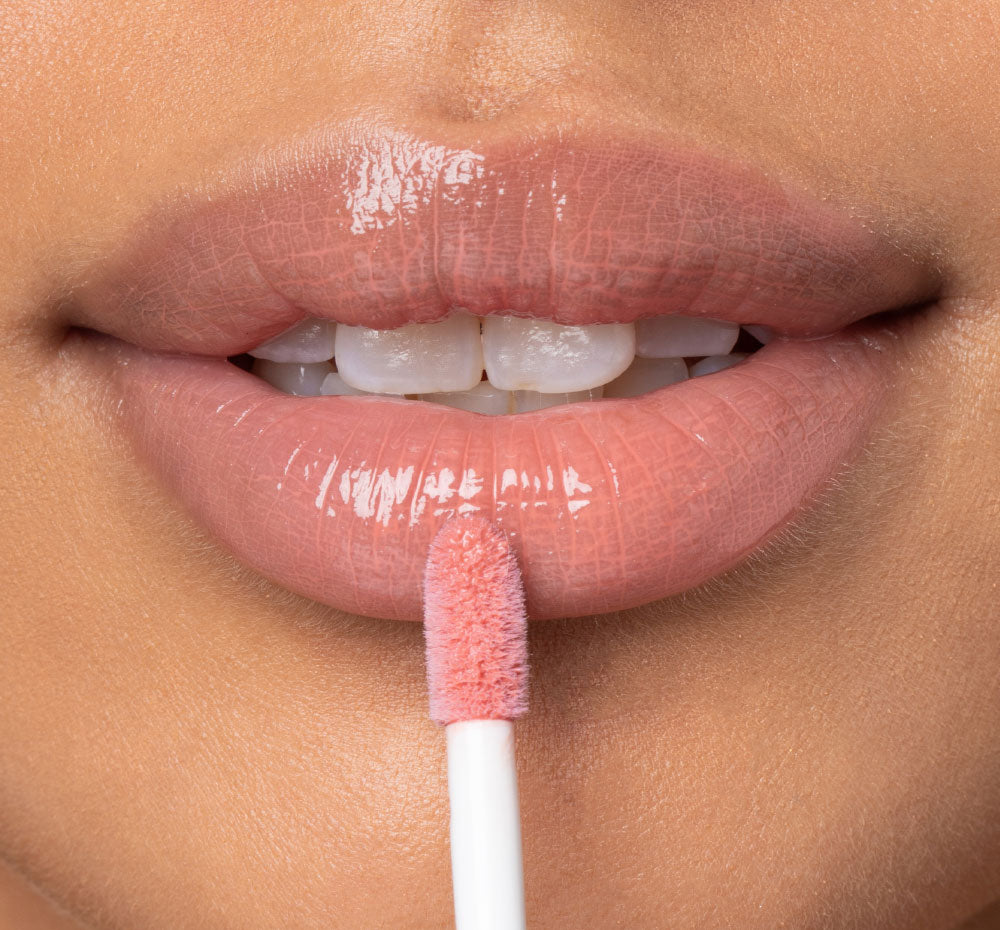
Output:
[423,516,529,726]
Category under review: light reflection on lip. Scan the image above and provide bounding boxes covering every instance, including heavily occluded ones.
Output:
[70,125,936,351]
[77,323,897,621]
[68,126,935,620]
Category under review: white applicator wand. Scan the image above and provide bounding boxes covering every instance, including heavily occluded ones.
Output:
[423,516,530,930]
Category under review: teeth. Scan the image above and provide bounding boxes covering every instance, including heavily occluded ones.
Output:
[690,353,748,377]
[514,388,603,412]
[252,360,333,396]
[249,318,337,363]
[422,381,513,415]
[603,357,688,398]
[335,313,483,394]
[320,372,376,396]
[422,384,604,415]
[635,316,738,358]
[247,313,760,407]
[482,317,635,392]
[743,325,773,345]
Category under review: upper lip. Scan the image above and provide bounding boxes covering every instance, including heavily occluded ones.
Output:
[66,124,939,622]
[69,124,937,354]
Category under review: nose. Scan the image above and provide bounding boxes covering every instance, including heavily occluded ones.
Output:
[340,1,589,125]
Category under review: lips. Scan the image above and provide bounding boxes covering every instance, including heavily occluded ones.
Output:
[69,127,936,620]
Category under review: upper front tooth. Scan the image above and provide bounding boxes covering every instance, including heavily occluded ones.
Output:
[636,316,738,358]
[335,313,483,394]
[482,317,635,392]
[249,318,337,363]
[320,372,373,396]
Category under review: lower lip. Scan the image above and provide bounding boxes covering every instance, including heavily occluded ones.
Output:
[85,327,890,621]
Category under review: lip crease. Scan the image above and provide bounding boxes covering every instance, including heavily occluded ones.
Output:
[69,126,936,620]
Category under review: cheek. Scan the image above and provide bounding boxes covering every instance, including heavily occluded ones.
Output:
[0,520,453,927]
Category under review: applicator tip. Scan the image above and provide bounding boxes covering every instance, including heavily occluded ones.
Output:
[423,516,528,726]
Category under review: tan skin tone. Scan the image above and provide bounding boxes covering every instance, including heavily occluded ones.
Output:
[1,1,999,927]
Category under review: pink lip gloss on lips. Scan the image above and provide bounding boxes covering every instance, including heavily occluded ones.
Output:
[74,126,933,620]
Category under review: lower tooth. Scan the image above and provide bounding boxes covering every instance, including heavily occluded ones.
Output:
[421,381,512,415]
[320,372,377,396]
[690,353,748,377]
[514,388,603,412]
[252,359,332,396]
[603,357,687,398]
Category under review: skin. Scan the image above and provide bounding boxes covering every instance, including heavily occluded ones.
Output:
[1,1,998,927]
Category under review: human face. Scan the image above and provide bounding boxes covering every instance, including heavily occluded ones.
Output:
[1,2,998,928]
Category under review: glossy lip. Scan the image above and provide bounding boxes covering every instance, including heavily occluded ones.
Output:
[69,126,935,620]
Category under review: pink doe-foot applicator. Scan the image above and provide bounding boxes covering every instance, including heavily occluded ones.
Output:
[423,516,530,930]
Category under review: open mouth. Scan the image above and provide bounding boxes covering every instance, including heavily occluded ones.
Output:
[237,312,764,408]
[67,126,937,621]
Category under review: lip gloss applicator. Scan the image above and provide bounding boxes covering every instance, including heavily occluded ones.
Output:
[423,516,530,930]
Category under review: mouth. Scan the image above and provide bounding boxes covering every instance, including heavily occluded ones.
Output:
[67,125,938,621]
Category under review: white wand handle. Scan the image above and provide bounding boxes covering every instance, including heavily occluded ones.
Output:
[445,719,526,930]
